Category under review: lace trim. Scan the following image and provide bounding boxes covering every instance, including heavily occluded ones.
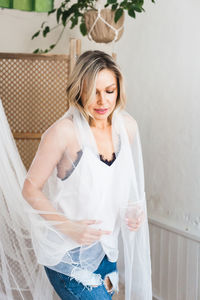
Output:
[61,150,116,181]
[99,152,116,166]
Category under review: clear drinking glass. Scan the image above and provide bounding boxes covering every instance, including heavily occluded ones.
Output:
[120,201,146,230]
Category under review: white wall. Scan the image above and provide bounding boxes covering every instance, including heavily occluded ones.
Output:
[117,0,200,238]
[0,0,199,238]
[115,0,200,238]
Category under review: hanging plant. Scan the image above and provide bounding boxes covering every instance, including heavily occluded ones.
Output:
[84,7,125,43]
[32,0,155,53]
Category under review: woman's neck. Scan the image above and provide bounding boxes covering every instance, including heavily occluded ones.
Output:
[89,118,111,129]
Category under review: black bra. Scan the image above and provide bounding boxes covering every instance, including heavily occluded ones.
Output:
[61,149,117,181]
[99,152,116,166]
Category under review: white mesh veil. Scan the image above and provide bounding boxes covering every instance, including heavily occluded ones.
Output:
[0,97,152,299]
[0,99,55,300]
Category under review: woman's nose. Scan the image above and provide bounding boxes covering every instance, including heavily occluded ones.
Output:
[97,92,107,105]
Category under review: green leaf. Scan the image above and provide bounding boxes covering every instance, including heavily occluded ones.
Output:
[128,6,136,18]
[120,1,127,8]
[56,7,62,24]
[43,26,50,37]
[48,8,56,16]
[70,16,78,29]
[112,3,118,10]
[70,3,78,13]
[108,0,117,4]
[114,8,123,23]
[80,22,87,36]
[104,3,109,7]
[62,10,71,26]
[134,6,143,12]
[137,0,144,6]
[33,49,40,54]
[31,30,40,40]
[50,44,56,49]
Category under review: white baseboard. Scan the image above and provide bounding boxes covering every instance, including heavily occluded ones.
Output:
[149,220,200,300]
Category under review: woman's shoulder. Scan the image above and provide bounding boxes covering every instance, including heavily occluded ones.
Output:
[41,115,77,150]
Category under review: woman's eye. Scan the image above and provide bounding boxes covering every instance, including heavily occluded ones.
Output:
[106,90,114,94]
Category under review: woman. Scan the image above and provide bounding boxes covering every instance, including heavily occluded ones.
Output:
[22,50,152,300]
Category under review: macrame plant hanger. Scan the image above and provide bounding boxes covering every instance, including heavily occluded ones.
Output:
[87,8,124,43]
[84,1,125,61]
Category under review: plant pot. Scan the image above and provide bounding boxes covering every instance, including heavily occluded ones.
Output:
[84,8,125,43]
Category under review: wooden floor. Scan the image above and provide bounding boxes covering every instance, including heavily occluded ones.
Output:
[113,282,125,300]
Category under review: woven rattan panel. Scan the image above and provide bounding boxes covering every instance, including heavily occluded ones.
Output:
[0,53,69,170]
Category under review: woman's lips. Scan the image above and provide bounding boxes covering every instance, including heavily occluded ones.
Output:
[94,108,108,114]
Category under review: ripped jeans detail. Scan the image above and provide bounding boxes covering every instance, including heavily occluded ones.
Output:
[44,255,118,299]
[104,270,119,294]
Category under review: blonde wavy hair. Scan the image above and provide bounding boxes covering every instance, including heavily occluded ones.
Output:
[66,50,126,124]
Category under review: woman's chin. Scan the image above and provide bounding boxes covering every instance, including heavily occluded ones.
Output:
[91,108,114,120]
[92,113,110,122]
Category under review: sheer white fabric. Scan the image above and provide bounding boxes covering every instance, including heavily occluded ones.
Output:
[0,97,152,299]
[0,99,55,300]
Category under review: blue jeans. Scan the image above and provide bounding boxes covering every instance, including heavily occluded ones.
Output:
[44,255,118,299]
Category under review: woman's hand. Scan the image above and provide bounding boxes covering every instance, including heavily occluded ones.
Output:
[57,219,112,245]
[125,211,145,232]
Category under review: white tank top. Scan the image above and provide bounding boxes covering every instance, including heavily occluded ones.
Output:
[53,113,133,262]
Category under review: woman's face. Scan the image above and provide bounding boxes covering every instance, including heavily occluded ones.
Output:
[81,68,118,124]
